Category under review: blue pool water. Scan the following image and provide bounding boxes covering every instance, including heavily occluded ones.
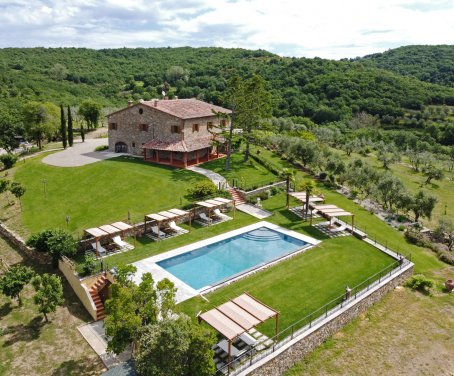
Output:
[157,226,308,290]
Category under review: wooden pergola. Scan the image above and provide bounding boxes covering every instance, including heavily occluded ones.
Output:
[144,208,190,239]
[198,293,279,371]
[196,197,235,218]
[84,221,135,257]
[310,204,354,230]
[289,192,325,206]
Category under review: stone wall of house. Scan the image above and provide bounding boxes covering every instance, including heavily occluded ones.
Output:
[107,100,228,156]
[0,222,51,264]
[242,264,414,376]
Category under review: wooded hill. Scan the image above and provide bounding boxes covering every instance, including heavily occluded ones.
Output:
[1,46,454,124]
[358,45,454,87]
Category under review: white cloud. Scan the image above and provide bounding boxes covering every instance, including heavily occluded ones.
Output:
[0,0,453,58]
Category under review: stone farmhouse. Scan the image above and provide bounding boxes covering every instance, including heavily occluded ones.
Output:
[107,98,232,167]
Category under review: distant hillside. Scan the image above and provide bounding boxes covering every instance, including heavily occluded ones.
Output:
[358,45,454,87]
[1,47,454,123]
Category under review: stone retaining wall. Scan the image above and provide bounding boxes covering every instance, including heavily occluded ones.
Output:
[0,223,50,264]
[242,264,413,376]
[237,181,286,200]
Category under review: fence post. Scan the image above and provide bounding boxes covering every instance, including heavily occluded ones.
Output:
[291,325,294,339]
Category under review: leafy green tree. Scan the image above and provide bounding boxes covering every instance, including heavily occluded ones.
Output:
[23,101,59,149]
[9,181,25,210]
[434,217,454,251]
[376,141,400,169]
[105,267,177,354]
[49,63,68,81]
[375,173,405,210]
[26,229,77,266]
[0,113,22,153]
[0,154,18,170]
[78,100,102,129]
[0,179,11,205]
[423,165,444,185]
[229,75,272,161]
[60,104,67,148]
[0,265,34,305]
[292,140,318,167]
[31,273,64,322]
[135,314,216,376]
[166,66,189,84]
[67,106,73,147]
[411,190,437,222]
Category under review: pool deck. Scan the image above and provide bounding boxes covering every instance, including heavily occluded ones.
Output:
[131,221,320,303]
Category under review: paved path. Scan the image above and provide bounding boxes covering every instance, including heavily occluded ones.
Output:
[236,203,273,219]
[78,321,131,369]
[186,166,229,188]
[42,138,124,167]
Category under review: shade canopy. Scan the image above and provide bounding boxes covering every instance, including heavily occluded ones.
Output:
[205,199,225,206]
[213,197,232,204]
[85,227,108,238]
[199,293,279,341]
[145,213,168,222]
[99,224,121,235]
[111,221,133,231]
[158,210,178,219]
[196,201,216,208]
[168,208,189,216]
[290,192,325,203]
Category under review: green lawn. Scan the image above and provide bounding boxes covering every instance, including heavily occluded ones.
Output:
[179,235,395,338]
[200,152,278,189]
[10,155,207,236]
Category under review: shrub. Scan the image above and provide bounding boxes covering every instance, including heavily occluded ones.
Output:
[27,229,77,266]
[247,191,269,204]
[0,154,18,170]
[398,225,405,231]
[438,250,454,265]
[81,254,98,276]
[95,145,109,152]
[187,181,217,199]
[397,215,407,223]
[270,186,280,195]
[405,274,434,293]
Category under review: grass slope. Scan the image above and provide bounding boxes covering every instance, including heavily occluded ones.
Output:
[10,155,206,236]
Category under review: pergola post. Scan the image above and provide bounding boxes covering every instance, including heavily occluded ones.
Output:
[189,210,192,232]
[352,215,355,232]
[96,236,99,258]
[233,201,236,218]
[156,150,160,163]
[228,339,231,372]
[144,216,147,234]
[310,208,313,225]
[275,313,279,341]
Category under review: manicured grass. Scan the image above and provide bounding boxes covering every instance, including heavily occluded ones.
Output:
[179,235,395,338]
[11,155,207,236]
[200,152,278,189]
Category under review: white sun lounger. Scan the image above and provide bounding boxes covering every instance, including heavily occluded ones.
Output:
[151,226,166,238]
[169,221,188,234]
[199,213,213,224]
[112,235,134,250]
[331,224,347,232]
[213,208,231,221]
[217,339,247,358]
[91,241,107,256]
[240,332,257,347]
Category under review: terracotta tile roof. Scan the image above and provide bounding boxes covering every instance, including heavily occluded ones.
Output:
[142,98,231,120]
[142,137,214,152]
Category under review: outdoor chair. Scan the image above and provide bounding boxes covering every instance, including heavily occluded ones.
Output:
[151,226,166,238]
[112,235,134,250]
[91,241,107,256]
[213,208,231,221]
[169,221,188,234]
[199,213,213,224]
[331,224,347,232]
[239,332,257,347]
[217,339,247,359]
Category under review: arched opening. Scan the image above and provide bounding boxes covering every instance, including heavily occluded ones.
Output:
[115,142,128,153]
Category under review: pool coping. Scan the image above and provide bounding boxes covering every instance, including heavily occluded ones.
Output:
[131,221,321,303]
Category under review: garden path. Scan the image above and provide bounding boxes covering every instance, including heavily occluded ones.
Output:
[186,165,229,188]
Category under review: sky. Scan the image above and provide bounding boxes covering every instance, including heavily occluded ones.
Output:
[0,0,453,59]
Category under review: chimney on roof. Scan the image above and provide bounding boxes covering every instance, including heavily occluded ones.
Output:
[128,100,133,107]
[154,100,158,107]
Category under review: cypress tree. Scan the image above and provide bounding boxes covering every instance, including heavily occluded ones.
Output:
[80,123,85,142]
[60,104,67,149]
[67,105,73,147]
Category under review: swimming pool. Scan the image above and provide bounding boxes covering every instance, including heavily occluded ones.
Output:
[157,226,311,290]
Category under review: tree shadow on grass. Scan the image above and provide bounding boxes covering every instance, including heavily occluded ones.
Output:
[0,302,13,319]
[51,358,103,376]
[2,316,44,346]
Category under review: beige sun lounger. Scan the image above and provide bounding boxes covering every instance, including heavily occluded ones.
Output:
[240,332,257,346]
[91,241,107,256]
[151,226,166,238]
[199,213,213,224]
[169,221,188,234]
[112,235,134,250]
[213,208,231,221]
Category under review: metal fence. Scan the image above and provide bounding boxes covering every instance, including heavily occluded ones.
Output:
[215,255,412,375]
